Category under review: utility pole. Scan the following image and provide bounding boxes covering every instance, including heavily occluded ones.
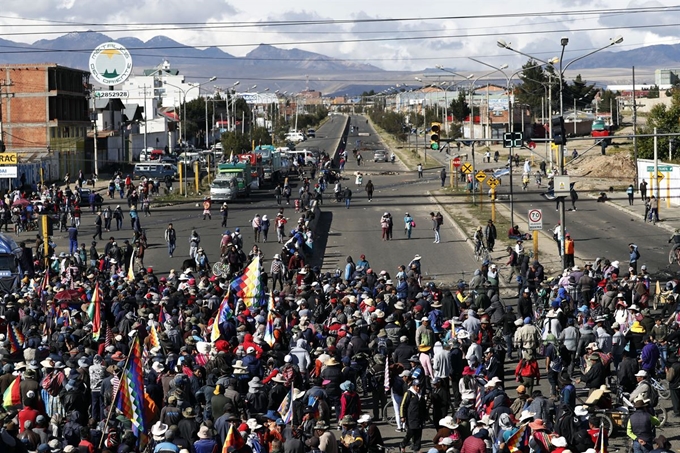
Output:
[0,80,15,151]
[632,66,639,185]
[141,84,150,152]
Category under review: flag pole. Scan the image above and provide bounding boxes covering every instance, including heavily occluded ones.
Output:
[99,333,138,449]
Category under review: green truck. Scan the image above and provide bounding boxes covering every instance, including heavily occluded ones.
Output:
[212,162,253,200]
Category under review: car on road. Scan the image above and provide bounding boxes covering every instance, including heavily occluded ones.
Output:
[177,151,203,165]
[133,163,178,182]
[493,168,510,178]
[285,131,305,144]
[307,128,316,138]
[140,148,164,162]
[373,150,388,162]
[160,155,178,164]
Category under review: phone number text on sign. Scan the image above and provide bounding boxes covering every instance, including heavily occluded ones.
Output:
[94,91,129,98]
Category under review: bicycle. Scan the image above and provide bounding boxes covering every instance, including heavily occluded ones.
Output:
[212,261,229,277]
[668,244,680,266]
[649,375,671,400]
[473,238,491,262]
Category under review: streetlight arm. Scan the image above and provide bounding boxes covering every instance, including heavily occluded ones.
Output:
[497,43,554,66]
[561,40,621,74]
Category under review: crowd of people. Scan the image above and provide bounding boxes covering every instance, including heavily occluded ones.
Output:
[0,122,678,453]
[0,221,677,453]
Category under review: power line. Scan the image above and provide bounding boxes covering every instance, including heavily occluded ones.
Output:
[0,20,677,58]
[0,5,677,30]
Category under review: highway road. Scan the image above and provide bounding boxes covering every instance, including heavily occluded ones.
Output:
[409,135,675,277]
[44,116,349,275]
[40,115,677,451]
[321,115,479,283]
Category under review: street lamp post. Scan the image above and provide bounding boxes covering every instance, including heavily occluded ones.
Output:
[468,59,552,228]
[164,76,217,196]
[498,36,623,269]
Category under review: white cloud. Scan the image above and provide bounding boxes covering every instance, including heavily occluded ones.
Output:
[0,0,678,73]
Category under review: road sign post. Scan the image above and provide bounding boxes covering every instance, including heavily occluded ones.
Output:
[528,209,543,231]
[451,157,461,189]
[533,230,539,261]
[475,170,487,208]
[486,176,499,222]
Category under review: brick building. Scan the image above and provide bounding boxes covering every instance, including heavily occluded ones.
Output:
[0,64,91,178]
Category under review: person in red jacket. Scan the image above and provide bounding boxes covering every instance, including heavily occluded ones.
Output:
[460,428,488,453]
[233,333,263,359]
[515,357,541,395]
[18,403,39,433]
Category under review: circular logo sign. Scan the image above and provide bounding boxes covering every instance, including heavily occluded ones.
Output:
[529,209,542,222]
[89,42,133,86]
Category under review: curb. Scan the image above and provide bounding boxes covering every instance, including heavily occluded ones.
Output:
[586,193,676,234]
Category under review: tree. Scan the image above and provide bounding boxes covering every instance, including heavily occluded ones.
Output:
[515,59,559,119]
[637,90,680,159]
[563,74,597,110]
[182,97,216,147]
[596,89,620,127]
[449,92,471,123]
[220,131,251,155]
[368,106,407,142]
[251,126,272,147]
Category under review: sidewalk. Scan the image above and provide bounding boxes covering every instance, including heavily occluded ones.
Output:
[589,191,680,235]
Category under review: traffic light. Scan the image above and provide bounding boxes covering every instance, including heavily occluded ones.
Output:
[552,116,567,146]
[430,122,441,150]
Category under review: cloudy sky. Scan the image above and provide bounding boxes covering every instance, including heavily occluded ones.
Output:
[0,0,678,73]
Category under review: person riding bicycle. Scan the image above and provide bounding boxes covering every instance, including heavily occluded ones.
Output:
[474,226,484,255]
[669,230,680,259]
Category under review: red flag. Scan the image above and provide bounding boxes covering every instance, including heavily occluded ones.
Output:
[221,424,245,453]
[2,375,21,408]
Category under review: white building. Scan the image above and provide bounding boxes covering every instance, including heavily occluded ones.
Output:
[121,60,204,120]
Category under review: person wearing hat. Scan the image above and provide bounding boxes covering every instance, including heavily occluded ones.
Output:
[627,398,660,453]
[339,381,361,422]
[576,353,606,392]
[460,427,487,453]
[356,414,383,453]
[178,407,199,445]
[194,425,217,453]
[339,415,363,453]
[508,385,529,420]
[399,379,426,453]
[651,435,672,453]
[313,421,338,453]
[629,369,657,407]
[433,415,458,446]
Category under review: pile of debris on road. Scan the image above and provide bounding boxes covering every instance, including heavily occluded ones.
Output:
[571,152,636,182]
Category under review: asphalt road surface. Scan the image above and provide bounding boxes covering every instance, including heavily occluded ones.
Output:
[414,136,675,278]
[40,116,679,450]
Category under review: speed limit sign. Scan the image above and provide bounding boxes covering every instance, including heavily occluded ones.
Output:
[528,209,543,231]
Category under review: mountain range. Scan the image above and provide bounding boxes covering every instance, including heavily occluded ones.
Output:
[0,31,676,95]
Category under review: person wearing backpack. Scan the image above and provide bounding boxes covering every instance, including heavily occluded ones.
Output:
[543,334,562,398]
[630,370,658,407]
[367,355,387,421]
[339,381,361,421]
